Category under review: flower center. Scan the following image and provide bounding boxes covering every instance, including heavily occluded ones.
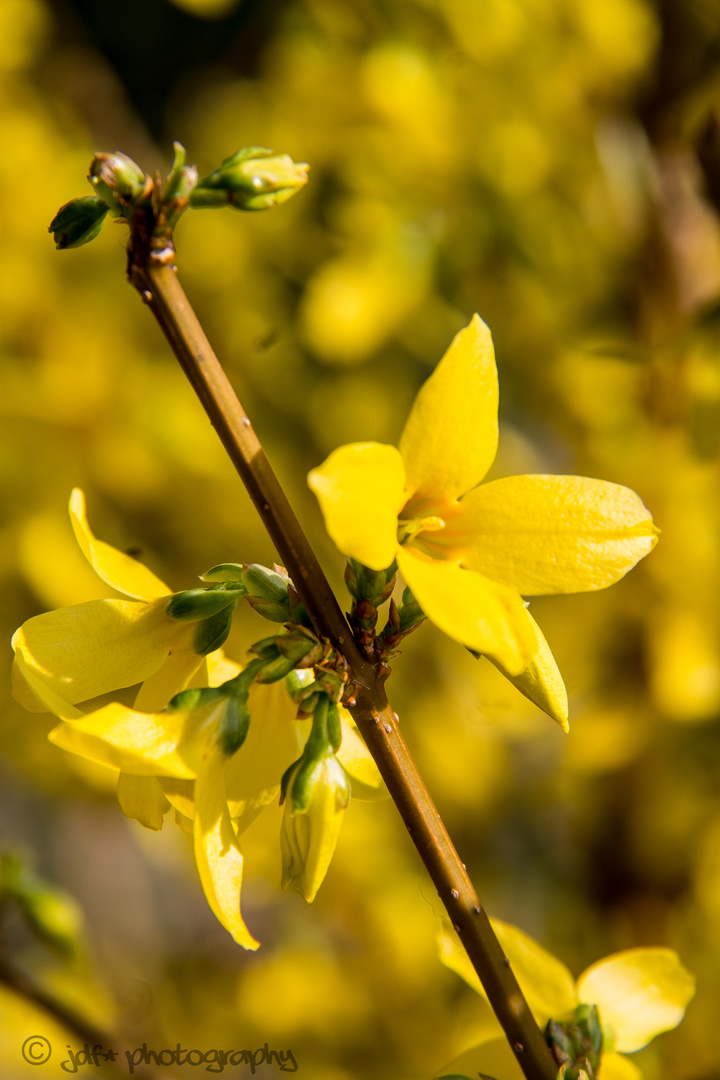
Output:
[398,495,464,559]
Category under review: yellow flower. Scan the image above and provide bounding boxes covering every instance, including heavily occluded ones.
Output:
[11,488,215,719]
[309,316,658,727]
[437,920,695,1080]
[280,749,350,903]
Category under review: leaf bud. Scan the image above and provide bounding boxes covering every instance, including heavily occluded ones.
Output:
[49,196,109,249]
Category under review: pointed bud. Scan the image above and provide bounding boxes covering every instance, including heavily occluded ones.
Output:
[89,151,150,215]
[191,147,309,212]
[165,585,244,621]
[49,196,109,249]
[241,563,290,622]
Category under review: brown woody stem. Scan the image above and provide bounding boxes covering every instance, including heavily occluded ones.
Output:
[128,253,557,1080]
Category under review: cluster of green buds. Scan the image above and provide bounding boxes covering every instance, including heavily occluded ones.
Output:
[49,142,308,252]
[545,1004,604,1080]
[344,557,425,663]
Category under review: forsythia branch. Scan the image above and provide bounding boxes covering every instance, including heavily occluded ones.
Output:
[128,253,558,1080]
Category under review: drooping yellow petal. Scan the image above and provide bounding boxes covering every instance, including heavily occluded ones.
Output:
[69,488,169,601]
[225,682,303,834]
[159,777,195,821]
[117,772,170,830]
[399,314,499,501]
[11,651,83,720]
[397,549,535,674]
[308,442,406,571]
[576,948,695,1053]
[486,609,569,730]
[336,712,387,800]
[437,918,577,1026]
[598,1054,643,1080]
[458,475,658,595]
[13,600,189,707]
[194,746,259,949]
[47,699,221,778]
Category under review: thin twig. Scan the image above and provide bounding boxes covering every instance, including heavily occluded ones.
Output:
[129,254,558,1080]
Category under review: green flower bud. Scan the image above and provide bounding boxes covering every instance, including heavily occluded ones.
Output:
[89,151,149,215]
[346,558,397,605]
[545,1004,603,1079]
[191,147,309,212]
[193,605,236,655]
[165,585,244,621]
[49,196,109,249]
[242,563,290,622]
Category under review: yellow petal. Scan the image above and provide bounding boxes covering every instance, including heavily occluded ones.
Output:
[336,712,387,800]
[47,699,221,778]
[225,682,303,834]
[491,919,578,1025]
[458,475,658,595]
[280,755,348,902]
[194,747,259,949]
[487,609,569,730]
[576,948,695,1053]
[308,442,405,570]
[397,549,535,674]
[117,772,170,830]
[437,918,577,1026]
[435,1038,525,1080]
[13,600,189,707]
[159,777,195,820]
[11,652,83,720]
[132,647,207,712]
[69,488,169,600]
[399,314,498,501]
[599,1054,643,1080]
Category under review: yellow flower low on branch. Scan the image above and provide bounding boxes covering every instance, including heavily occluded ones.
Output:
[437,919,695,1080]
[10,491,385,946]
[309,316,658,728]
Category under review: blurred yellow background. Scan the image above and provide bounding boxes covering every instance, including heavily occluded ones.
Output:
[2,0,720,1077]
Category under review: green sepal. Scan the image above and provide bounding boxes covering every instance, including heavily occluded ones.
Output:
[397,584,425,634]
[193,604,236,656]
[49,196,109,250]
[166,585,244,621]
